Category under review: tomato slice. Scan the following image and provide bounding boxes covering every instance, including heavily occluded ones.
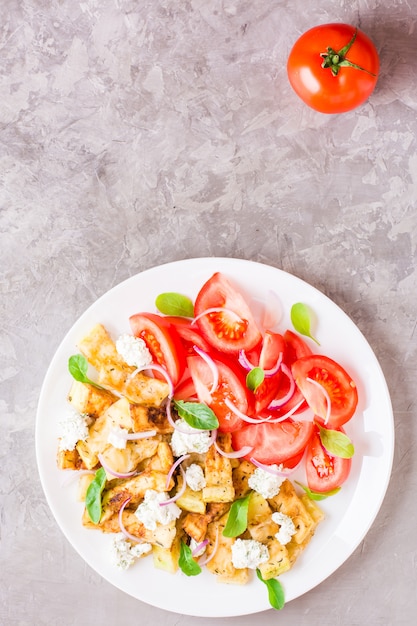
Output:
[246,332,286,413]
[173,377,198,401]
[305,426,351,492]
[194,272,262,354]
[163,316,212,354]
[129,313,186,386]
[187,354,248,433]
[232,419,314,465]
[292,355,358,428]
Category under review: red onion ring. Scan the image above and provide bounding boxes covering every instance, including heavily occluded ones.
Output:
[165,454,190,489]
[110,427,157,442]
[238,350,256,371]
[159,466,186,506]
[192,345,219,393]
[191,307,244,326]
[267,363,296,409]
[118,497,145,543]
[262,289,283,329]
[262,398,307,423]
[214,440,253,459]
[192,538,209,557]
[223,397,270,424]
[98,453,138,479]
[306,376,331,424]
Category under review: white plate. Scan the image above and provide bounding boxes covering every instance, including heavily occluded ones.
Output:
[36,258,394,617]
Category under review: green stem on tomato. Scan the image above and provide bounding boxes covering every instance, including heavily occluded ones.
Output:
[320,28,376,77]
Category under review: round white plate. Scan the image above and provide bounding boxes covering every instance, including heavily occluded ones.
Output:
[36,258,394,617]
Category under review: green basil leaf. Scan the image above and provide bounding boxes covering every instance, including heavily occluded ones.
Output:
[246,367,265,392]
[290,303,320,345]
[223,493,251,538]
[295,480,341,501]
[68,354,105,390]
[85,467,107,524]
[155,292,194,317]
[256,569,285,610]
[318,426,355,459]
[178,540,202,576]
[173,400,219,430]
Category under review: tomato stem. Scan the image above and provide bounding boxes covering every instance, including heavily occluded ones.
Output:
[320,28,376,77]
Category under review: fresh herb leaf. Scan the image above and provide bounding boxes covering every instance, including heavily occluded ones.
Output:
[155,292,194,317]
[178,540,202,576]
[290,303,320,345]
[173,400,219,430]
[85,467,107,524]
[68,354,105,390]
[295,480,341,501]
[223,492,251,538]
[256,569,285,610]
[318,426,355,458]
[246,367,265,391]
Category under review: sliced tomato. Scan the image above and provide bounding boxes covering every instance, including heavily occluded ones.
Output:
[305,426,351,492]
[173,377,198,401]
[162,316,212,354]
[187,354,248,433]
[292,354,358,428]
[129,312,186,386]
[283,330,313,362]
[246,332,286,413]
[194,272,262,354]
[232,419,314,465]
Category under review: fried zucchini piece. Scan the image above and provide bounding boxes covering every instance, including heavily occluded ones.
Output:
[130,404,173,435]
[232,459,255,498]
[67,381,116,419]
[205,513,249,584]
[181,502,229,542]
[57,448,84,470]
[257,537,291,580]
[268,479,314,545]
[76,473,95,501]
[77,323,169,405]
[152,529,183,573]
[247,491,277,543]
[175,474,206,514]
[203,444,235,503]
[102,469,173,514]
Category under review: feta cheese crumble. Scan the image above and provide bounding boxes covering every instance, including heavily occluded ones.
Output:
[110,533,152,570]
[170,419,213,456]
[107,425,129,449]
[116,333,152,368]
[135,489,181,531]
[248,465,285,499]
[58,407,89,451]
[272,512,296,545]
[231,538,269,569]
[185,463,206,491]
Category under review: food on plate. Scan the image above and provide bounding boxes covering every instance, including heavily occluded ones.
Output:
[287,23,379,113]
[56,272,359,609]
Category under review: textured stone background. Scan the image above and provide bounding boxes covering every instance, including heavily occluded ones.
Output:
[1,0,416,624]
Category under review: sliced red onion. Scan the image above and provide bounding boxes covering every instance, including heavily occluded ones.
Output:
[238,349,256,371]
[262,290,283,329]
[159,466,186,506]
[214,440,253,459]
[250,456,300,476]
[263,352,283,376]
[267,363,296,409]
[98,453,138,479]
[192,538,209,557]
[110,427,158,442]
[223,397,269,424]
[60,469,95,487]
[198,526,220,566]
[306,376,331,424]
[208,428,218,447]
[128,364,174,398]
[192,345,219,393]
[263,398,307,423]
[165,454,190,489]
[191,307,243,326]
[118,497,145,543]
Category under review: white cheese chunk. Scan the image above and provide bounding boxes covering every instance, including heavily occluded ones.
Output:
[116,333,152,368]
[107,426,129,449]
[170,419,212,456]
[58,406,89,451]
[135,489,181,531]
[231,538,269,569]
[272,511,296,545]
[110,533,152,569]
[185,463,206,491]
[248,465,285,499]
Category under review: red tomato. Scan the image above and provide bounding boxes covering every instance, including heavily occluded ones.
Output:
[305,427,351,492]
[187,354,248,433]
[287,23,379,113]
[163,316,212,354]
[194,272,262,354]
[173,377,198,401]
[232,419,314,465]
[129,313,186,386]
[247,332,286,413]
[291,354,358,428]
